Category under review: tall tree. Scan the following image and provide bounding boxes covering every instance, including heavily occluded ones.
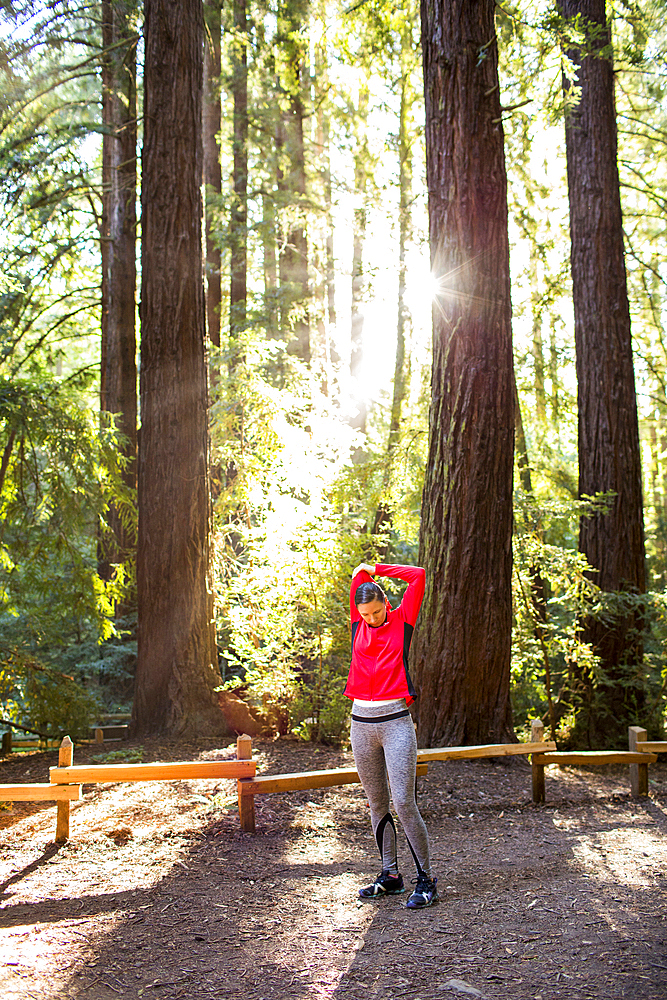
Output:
[312,12,338,386]
[560,0,646,744]
[410,0,515,746]
[133,0,224,736]
[229,0,248,353]
[204,0,222,353]
[373,17,418,543]
[350,82,369,433]
[276,0,310,363]
[99,0,138,583]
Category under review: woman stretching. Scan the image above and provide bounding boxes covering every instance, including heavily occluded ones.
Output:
[345,562,438,909]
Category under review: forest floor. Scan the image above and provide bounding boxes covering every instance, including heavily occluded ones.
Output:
[0,737,665,1000]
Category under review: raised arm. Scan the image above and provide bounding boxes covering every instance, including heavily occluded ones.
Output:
[373,563,426,625]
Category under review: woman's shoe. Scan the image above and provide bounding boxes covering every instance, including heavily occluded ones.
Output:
[406,874,438,908]
[358,870,405,898]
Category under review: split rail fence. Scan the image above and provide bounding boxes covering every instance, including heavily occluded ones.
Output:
[0,722,664,841]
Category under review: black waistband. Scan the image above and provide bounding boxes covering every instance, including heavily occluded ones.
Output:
[351,709,411,724]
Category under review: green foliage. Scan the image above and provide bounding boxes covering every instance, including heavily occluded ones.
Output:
[512,490,603,741]
[512,490,667,746]
[0,645,100,738]
[91,746,143,763]
[0,372,135,733]
[211,337,420,742]
[0,373,134,647]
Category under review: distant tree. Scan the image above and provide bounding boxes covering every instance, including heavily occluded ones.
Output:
[559,0,646,745]
[204,0,222,353]
[410,0,515,746]
[99,0,138,584]
[229,0,248,355]
[372,10,420,545]
[350,81,369,434]
[275,0,310,362]
[312,5,337,380]
[133,0,225,736]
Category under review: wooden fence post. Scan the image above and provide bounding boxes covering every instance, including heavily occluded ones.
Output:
[531,719,545,804]
[629,726,648,797]
[95,728,104,744]
[237,734,255,833]
[1,731,11,755]
[55,736,74,842]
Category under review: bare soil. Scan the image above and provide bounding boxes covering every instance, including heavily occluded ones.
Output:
[0,737,666,1000]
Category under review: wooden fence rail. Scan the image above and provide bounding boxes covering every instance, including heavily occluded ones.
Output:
[0,723,663,840]
[0,784,81,802]
[49,760,257,784]
[530,721,662,803]
[235,740,556,831]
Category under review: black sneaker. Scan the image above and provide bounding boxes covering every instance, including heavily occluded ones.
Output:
[358,870,405,899]
[406,874,438,908]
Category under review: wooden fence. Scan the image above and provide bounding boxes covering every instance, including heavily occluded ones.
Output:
[0,723,663,840]
[530,721,663,803]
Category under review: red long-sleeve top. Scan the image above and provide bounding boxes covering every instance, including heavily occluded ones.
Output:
[344,563,426,705]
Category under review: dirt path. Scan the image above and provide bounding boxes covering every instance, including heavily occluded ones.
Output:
[0,738,666,1000]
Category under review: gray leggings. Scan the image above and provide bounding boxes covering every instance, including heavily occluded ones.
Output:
[350,700,431,876]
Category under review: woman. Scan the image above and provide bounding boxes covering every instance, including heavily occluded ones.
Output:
[345,561,438,909]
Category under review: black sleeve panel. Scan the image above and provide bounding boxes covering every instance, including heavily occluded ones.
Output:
[351,619,360,658]
[402,622,417,700]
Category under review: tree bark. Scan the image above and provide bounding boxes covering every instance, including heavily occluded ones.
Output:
[263,192,278,337]
[530,255,547,427]
[560,0,646,744]
[99,0,138,583]
[373,47,414,544]
[411,0,515,747]
[203,0,222,353]
[276,0,310,363]
[134,0,225,737]
[313,24,338,386]
[350,84,369,433]
[229,0,248,353]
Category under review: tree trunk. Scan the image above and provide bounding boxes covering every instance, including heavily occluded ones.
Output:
[323,114,337,360]
[276,0,310,363]
[134,0,225,737]
[350,84,369,433]
[99,0,138,584]
[313,24,338,385]
[263,192,278,337]
[373,51,414,544]
[515,383,532,495]
[203,0,222,353]
[560,0,646,745]
[411,0,515,747]
[229,0,248,354]
[548,318,561,435]
[530,255,547,427]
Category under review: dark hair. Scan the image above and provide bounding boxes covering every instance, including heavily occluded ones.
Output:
[354,581,387,607]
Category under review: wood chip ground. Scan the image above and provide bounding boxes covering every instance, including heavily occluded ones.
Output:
[0,738,665,999]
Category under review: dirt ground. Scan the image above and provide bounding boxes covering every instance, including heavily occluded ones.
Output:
[0,736,666,1000]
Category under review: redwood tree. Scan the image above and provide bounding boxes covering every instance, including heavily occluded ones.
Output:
[560,0,646,744]
[229,0,248,350]
[204,0,222,352]
[276,0,310,363]
[410,0,515,746]
[99,0,137,580]
[350,84,369,433]
[133,0,225,736]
